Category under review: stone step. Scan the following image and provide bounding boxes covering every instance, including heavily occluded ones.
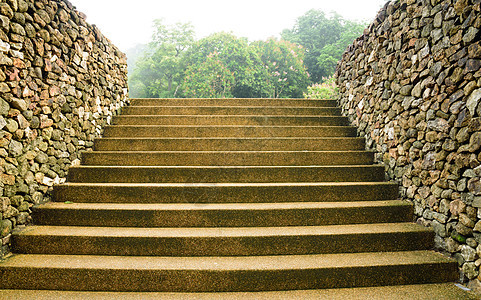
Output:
[33,200,414,227]
[81,151,375,166]
[93,137,366,151]
[67,165,386,183]
[112,115,349,126]
[12,223,434,256]
[5,95,460,295]
[1,283,478,299]
[102,125,358,138]
[122,106,342,116]
[52,182,399,204]
[130,98,339,107]
[0,251,458,292]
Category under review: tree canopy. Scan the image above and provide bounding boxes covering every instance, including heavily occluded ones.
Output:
[129,20,195,98]
[281,10,365,83]
[128,10,365,98]
[252,39,309,98]
[183,32,273,98]
[183,51,235,98]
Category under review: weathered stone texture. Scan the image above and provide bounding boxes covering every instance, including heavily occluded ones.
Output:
[336,0,481,289]
[0,0,128,255]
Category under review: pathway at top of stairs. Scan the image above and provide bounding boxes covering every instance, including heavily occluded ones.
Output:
[0,98,476,298]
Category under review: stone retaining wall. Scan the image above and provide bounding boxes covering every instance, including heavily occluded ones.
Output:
[336,0,481,288]
[0,0,128,255]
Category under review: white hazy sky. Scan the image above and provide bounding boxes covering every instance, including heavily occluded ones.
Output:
[70,0,389,51]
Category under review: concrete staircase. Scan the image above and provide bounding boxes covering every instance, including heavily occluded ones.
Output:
[0,98,470,296]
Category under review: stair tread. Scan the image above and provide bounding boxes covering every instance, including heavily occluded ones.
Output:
[124,106,341,110]
[116,114,345,117]
[53,181,398,203]
[113,115,348,126]
[70,165,382,169]
[37,200,409,211]
[67,165,386,183]
[1,251,453,270]
[105,125,356,128]
[17,223,427,238]
[132,98,334,102]
[33,200,413,227]
[122,107,342,116]
[0,283,477,300]
[127,105,336,109]
[59,181,396,187]
[82,151,375,166]
[103,125,358,138]
[97,137,364,140]
[131,97,333,101]
[84,150,375,153]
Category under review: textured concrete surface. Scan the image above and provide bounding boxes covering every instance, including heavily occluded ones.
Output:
[67,165,386,183]
[33,200,414,227]
[1,98,461,294]
[122,106,342,116]
[130,98,339,107]
[112,115,349,126]
[13,223,433,256]
[93,137,367,151]
[80,150,375,166]
[52,182,399,203]
[102,125,359,138]
[0,283,478,299]
[0,251,458,291]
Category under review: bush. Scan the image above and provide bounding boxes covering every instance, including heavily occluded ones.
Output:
[304,76,339,100]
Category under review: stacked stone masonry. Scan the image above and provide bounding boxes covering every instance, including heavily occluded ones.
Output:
[336,0,481,288]
[0,0,128,255]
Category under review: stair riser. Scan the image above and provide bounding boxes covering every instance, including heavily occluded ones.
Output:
[0,263,458,292]
[122,107,342,116]
[33,203,414,227]
[93,138,367,152]
[13,231,434,256]
[103,126,358,138]
[131,98,338,107]
[67,166,386,183]
[81,152,375,166]
[112,116,349,126]
[53,184,399,204]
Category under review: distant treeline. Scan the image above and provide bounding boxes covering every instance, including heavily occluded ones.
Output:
[127,10,366,98]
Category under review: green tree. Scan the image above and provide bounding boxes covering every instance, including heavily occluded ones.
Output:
[125,43,149,76]
[129,20,194,98]
[282,10,365,83]
[183,52,235,98]
[183,32,271,98]
[317,20,366,79]
[252,38,309,98]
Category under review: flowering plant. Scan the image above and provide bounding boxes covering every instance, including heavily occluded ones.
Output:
[304,76,339,100]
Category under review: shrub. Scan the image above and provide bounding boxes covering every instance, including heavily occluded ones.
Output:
[304,76,339,100]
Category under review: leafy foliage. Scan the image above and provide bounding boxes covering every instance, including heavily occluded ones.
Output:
[128,10,365,98]
[182,34,309,98]
[183,52,235,98]
[304,76,339,100]
[183,32,272,98]
[125,43,149,76]
[129,20,194,98]
[282,10,365,83]
[252,38,309,98]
